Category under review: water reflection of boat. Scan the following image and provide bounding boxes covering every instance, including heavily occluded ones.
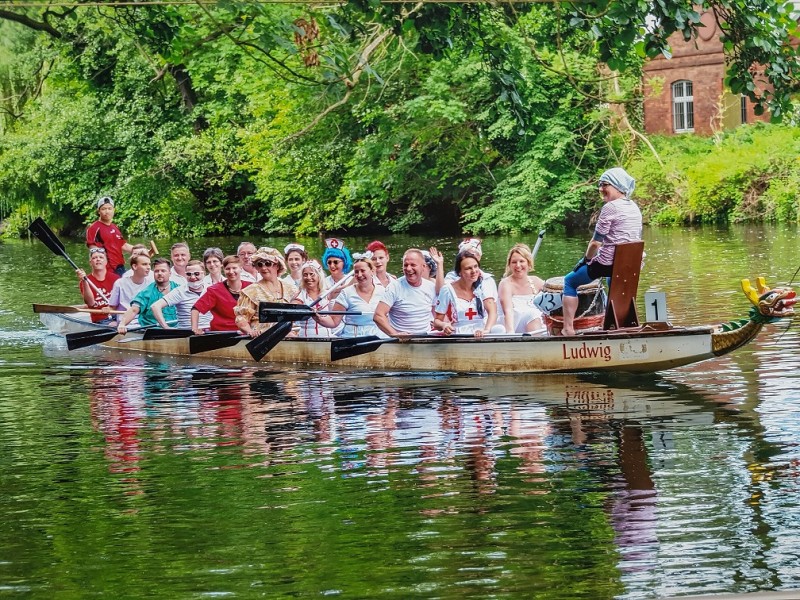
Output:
[37,278,795,375]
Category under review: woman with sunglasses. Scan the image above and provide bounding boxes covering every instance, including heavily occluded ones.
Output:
[291,260,337,337]
[432,250,499,338]
[313,254,387,338]
[234,247,298,337]
[322,242,353,301]
[561,167,642,336]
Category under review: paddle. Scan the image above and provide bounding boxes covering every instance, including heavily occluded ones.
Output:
[65,325,145,351]
[188,331,249,354]
[29,217,111,303]
[141,328,196,340]
[532,229,546,260]
[330,335,396,361]
[33,303,124,315]
[246,271,356,362]
[258,301,361,323]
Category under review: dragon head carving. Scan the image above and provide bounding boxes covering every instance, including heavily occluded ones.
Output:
[741,277,797,322]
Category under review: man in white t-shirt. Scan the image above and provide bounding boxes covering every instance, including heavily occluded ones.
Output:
[151,260,211,329]
[108,254,152,326]
[374,249,436,336]
[169,242,191,285]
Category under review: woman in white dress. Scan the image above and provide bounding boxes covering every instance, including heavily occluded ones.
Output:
[313,255,387,338]
[498,243,545,334]
[291,260,337,337]
[432,250,500,338]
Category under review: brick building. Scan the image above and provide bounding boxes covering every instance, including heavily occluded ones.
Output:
[642,10,769,135]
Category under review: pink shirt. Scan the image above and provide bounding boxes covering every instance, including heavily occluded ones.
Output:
[593,199,642,266]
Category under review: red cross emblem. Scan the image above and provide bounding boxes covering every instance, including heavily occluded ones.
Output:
[464,306,478,320]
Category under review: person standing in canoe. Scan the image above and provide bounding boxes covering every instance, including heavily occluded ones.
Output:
[75,247,120,324]
[86,196,133,277]
[234,247,298,337]
[561,167,642,336]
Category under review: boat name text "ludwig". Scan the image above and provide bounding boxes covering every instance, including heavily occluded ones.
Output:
[561,341,612,362]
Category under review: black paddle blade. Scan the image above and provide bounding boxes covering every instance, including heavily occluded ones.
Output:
[258,302,311,323]
[330,336,389,361]
[245,320,293,361]
[188,332,247,354]
[65,328,119,351]
[142,328,195,340]
[29,217,66,255]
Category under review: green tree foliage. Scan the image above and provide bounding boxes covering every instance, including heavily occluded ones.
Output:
[0,0,798,237]
[628,123,800,224]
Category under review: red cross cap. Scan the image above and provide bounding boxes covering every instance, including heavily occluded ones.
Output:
[325,237,344,249]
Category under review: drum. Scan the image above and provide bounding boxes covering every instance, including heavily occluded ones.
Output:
[538,276,607,336]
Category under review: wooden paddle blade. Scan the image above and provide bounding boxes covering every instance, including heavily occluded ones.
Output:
[32,303,124,315]
[142,328,195,340]
[33,303,83,314]
[245,321,293,361]
[330,336,391,361]
[188,332,247,354]
[65,328,119,351]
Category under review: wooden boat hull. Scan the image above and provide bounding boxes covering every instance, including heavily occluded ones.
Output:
[38,277,794,375]
[92,326,717,374]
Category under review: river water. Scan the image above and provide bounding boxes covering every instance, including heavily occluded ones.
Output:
[1,225,799,598]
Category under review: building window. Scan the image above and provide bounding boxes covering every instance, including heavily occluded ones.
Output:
[672,80,694,132]
[740,95,747,124]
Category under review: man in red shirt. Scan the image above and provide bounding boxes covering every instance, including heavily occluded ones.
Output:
[76,247,120,323]
[86,196,132,276]
[191,256,251,333]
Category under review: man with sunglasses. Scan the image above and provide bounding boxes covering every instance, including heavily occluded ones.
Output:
[561,167,642,336]
[86,196,133,277]
[151,260,211,330]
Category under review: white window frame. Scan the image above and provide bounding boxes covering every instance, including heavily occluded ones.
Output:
[672,80,694,133]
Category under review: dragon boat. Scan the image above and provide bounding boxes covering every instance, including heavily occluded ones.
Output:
[37,277,795,375]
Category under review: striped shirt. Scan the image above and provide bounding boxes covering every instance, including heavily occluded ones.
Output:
[593,199,642,266]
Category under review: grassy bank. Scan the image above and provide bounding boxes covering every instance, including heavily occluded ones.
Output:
[627,123,800,225]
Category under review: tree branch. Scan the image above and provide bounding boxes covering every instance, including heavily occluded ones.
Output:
[0,9,62,38]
